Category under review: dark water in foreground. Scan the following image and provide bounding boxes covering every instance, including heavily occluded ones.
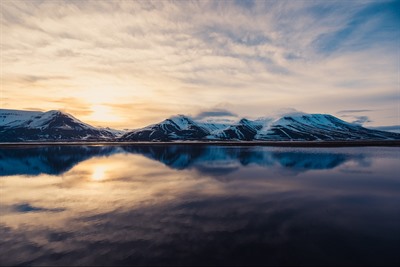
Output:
[0,145,399,266]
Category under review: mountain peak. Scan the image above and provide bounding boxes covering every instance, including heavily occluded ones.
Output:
[167,114,196,129]
[0,109,120,141]
[46,110,62,114]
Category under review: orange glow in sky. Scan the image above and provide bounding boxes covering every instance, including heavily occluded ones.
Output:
[1,1,399,129]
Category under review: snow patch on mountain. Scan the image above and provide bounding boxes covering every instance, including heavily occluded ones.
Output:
[98,127,126,137]
[168,115,195,129]
[0,109,43,127]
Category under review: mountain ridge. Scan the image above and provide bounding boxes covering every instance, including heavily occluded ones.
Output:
[1,109,399,142]
[120,113,400,141]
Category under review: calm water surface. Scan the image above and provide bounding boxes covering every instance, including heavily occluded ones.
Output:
[0,145,399,266]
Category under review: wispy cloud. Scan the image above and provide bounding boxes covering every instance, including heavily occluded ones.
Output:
[1,0,399,128]
[351,116,372,125]
[13,203,65,213]
[337,109,373,114]
[195,108,238,120]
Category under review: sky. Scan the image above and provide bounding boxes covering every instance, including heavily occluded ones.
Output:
[1,0,399,129]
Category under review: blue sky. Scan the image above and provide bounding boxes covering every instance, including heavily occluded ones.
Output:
[1,0,399,128]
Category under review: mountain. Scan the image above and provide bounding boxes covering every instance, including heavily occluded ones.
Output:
[121,113,400,141]
[120,115,209,141]
[253,114,399,141]
[0,109,122,142]
[1,109,399,142]
[212,118,263,140]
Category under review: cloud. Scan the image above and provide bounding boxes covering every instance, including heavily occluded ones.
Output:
[55,49,80,57]
[339,113,372,125]
[337,109,377,125]
[1,0,399,127]
[336,109,374,115]
[3,74,69,85]
[23,107,46,112]
[195,108,238,119]
[104,101,182,128]
[351,116,372,125]
[45,97,94,117]
[337,109,373,114]
[266,108,306,118]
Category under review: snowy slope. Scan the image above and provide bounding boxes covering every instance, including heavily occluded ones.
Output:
[254,114,398,140]
[196,118,234,133]
[369,125,400,134]
[120,115,209,141]
[98,127,126,137]
[0,109,43,127]
[0,109,122,141]
[121,113,400,141]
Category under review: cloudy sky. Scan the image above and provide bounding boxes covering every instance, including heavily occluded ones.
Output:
[1,0,399,129]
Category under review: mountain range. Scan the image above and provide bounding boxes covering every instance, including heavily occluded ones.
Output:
[1,109,399,142]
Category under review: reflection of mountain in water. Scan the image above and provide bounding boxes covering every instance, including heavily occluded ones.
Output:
[124,146,365,175]
[0,146,119,176]
[0,145,366,177]
[272,152,349,170]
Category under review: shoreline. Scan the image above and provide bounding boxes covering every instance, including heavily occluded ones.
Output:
[0,140,399,147]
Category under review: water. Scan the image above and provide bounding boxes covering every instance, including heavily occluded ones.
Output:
[0,145,399,266]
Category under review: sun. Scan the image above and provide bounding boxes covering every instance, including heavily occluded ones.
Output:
[88,104,122,123]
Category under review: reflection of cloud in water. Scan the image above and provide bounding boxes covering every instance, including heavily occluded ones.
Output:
[0,147,399,265]
[13,203,65,213]
[91,165,107,181]
[1,192,399,266]
[194,164,240,177]
[0,145,372,177]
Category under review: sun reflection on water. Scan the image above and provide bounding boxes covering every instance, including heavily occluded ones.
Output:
[1,147,400,266]
[91,165,107,181]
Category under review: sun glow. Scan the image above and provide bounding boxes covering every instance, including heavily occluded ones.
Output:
[92,165,107,181]
[88,104,122,123]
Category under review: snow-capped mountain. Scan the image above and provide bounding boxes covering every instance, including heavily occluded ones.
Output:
[120,115,209,141]
[212,118,263,140]
[0,109,122,142]
[253,114,399,141]
[1,109,399,142]
[120,113,400,141]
